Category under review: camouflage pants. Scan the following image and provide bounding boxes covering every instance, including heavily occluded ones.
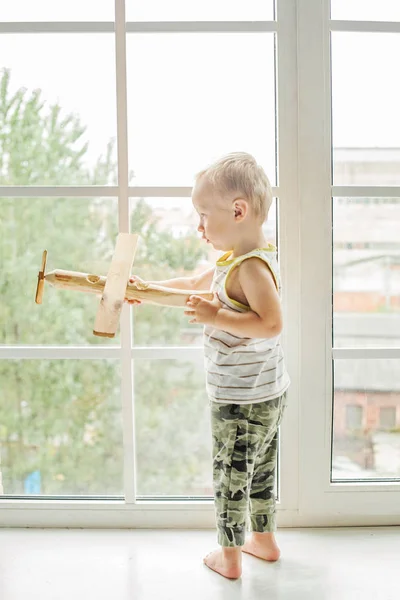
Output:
[210,394,287,547]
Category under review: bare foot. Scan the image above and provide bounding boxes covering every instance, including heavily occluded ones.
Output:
[242,532,281,562]
[203,548,242,580]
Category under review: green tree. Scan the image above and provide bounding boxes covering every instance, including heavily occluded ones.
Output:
[0,69,212,497]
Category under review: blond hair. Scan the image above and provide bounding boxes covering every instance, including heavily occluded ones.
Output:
[195,152,272,222]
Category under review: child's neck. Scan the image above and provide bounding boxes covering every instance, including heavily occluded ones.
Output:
[231,231,267,259]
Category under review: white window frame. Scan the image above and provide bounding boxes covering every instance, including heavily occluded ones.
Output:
[0,0,301,528]
[1,0,399,529]
[297,0,400,526]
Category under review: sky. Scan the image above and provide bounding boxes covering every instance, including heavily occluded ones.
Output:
[0,0,399,188]
[331,0,400,21]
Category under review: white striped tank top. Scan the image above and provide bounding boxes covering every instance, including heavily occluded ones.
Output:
[204,245,290,404]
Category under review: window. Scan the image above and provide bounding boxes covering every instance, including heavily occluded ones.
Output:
[331,1,400,22]
[2,0,399,528]
[331,14,400,487]
[0,360,123,496]
[298,0,400,519]
[134,360,211,497]
[0,197,118,346]
[0,1,287,515]
[0,35,117,186]
[126,33,276,186]
[333,360,400,480]
[379,407,397,430]
[333,198,400,348]
[0,1,113,21]
[332,33,400,186]
[345,405,363,430]
[126,0,274,22]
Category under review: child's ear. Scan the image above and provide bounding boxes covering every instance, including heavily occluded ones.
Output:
[233,199,248,220]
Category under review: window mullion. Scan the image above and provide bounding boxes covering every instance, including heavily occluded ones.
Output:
[330,20,400,33]
[0,186,279,198]
[0,347,120,359]
[131,347,203,360]
[332,186,400,198]
[297,0,333,511]
[333,348,400,360]
[275,0,300,512]
[0,186,118,197]
[0,21,278,34]
[114,0,136,505]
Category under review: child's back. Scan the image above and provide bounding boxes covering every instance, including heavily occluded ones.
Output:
[204,245,290,404]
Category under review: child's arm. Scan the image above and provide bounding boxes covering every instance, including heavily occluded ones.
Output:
[186,258,282,339]
[125,267,215,304]
[147,267,215,291]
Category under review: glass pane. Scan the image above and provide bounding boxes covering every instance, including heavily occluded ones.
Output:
[0,360,123,496]
[332,33,400,185]
[333,198,400,348]
[265,199,278,247]
[127,33,276,186]
[126,0,274,21]
[0,35,116,185]
[332,359,400,481]
[134,359,212,497]
[0,197,119,345]
[130,198,277,346]
[130,198,211,346]
[331,0,400,21]
[346,405,363,430]
[380,407,396,430]
[0,1,113,21]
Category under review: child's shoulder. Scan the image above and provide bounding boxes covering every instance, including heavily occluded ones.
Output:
[236,245,277,265]
[236,247,280,290]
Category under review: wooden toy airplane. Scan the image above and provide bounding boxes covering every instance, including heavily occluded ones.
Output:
[35,233,213,338]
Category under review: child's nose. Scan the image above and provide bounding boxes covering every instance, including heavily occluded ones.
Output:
[197,222,204,233]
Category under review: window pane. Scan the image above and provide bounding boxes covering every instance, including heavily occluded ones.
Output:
[332,359,400,481]
[346,405,363,430]
[130,198,277,346]
[0,35,116,186]
[127,33,276,186]
[0,197,119,345]
[130,198,212,346]
[331,0,400,21]
[332,33,400,185]
[0,360,123,496]
[333,198,400,348]
[380,407,397,430]
[0,1,113,21]
[134,359,212,497]
[126,0,274,21]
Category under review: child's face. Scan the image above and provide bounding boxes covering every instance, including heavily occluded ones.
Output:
[192,178,236,252]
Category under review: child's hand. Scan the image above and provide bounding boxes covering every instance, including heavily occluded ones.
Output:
[125,276,143,305]
[185,293,222,326]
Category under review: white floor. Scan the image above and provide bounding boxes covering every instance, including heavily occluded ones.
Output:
[0,527,398,600]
